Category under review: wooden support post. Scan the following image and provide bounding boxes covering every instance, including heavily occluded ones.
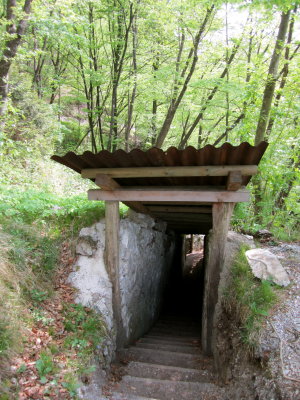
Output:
[201,202,235,356]
[226,170,242,191]
[105,200,123,347]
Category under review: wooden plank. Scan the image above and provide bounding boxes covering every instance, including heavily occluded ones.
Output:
[95,174,150,215]
[167,226,211,234]
[226,170,243,191]
[88,188,250,203]
[153,213,212,222]
[144,201,213,206]
[147,206,212,213]
[171,229,211,234]
[105,201,124,347]
[201,202,235,356]
[82,165,258,179]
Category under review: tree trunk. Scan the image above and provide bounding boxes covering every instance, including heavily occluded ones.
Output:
[266,6,297,137]
[155,6,215,148]
[0,0,33,117]
[125,12,138,151]
[254,11,290,145]
[178,41,240,149]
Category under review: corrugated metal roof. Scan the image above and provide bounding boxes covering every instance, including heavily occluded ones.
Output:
[51,142,268,234]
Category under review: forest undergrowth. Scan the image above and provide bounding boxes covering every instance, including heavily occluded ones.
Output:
[0,0,299,398]
[0,177,108,399]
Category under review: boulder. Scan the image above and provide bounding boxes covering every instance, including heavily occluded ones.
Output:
[245,248,290,286]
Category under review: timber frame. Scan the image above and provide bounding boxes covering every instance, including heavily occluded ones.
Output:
[88,165,251,352]
[51,142,268,354]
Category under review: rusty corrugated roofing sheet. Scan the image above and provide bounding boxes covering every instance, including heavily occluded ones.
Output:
[51,142,268,188]
[51,142,268,234]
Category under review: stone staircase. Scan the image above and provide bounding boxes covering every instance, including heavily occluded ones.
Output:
[106,316,228,400]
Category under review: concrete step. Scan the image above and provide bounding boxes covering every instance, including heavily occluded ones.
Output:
[126,361,214,382]
[157,318,201,325]
[118,347,205,369]
[115,376,227,400]
[145,334,200,344]
[137,337,199,348]
[109,392,158,400]
[155,321,201,329]
[149,328,200,337]
[134,342,201,355]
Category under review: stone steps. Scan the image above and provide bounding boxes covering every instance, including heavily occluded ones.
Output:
[118,347,204,369]
[133,342,202,355]
[125,361,214,382]
[106,315,227,400]
[137,337,199,348]
[151,327,201,337]
[110,392,158,400]
[114,376,227,400]
[144,334,200,343]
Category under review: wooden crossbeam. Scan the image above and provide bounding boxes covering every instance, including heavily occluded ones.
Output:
[82,165,258,179]
[152,213,211,221]
[147,206,212,213]
[95,174,150,215]
[88,188,250,202]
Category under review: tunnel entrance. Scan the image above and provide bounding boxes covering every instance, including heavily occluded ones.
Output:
[161,234,206,327]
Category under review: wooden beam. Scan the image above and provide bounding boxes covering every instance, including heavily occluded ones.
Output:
[170,229,211,234]
[226,170,242,191]
[95,174,120,190]
[167,226,211,234]
[105,201,124,347]
[153,213,211,222]
[144,201,213,206]
[88,188,250,203]
[202,202,235,356]
[147,206,212,213]
[95,174,150,215]
[82,165,258,179]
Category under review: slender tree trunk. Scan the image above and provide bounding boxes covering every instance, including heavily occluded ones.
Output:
[178,41,240,149]
[0,0,33,117]
[266,6,297,137]
[155,6,215,148]
[254,11,290,145]
[275,156,300,210]
[108,3,134,151]
[253,11,291,224]
[125,12,138,151]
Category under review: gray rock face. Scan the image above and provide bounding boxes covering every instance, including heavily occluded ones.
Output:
[68,211,175,356]
[119,214,174,343]
[245,248,290,286]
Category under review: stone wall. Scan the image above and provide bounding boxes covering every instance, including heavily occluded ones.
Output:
[68,210,175,363]
[119,212,175,343]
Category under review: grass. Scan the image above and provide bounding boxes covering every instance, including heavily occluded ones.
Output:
[62,302,107,367]
[0,183,126,398]
[0,230,27,360]
[224,245,278,349]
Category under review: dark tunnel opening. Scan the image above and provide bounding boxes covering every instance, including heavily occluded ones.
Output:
[160,234,206,328]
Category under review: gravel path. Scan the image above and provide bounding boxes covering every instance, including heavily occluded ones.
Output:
[258,243,300,399]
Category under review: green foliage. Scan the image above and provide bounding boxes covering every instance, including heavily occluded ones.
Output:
[0,185,110,239]
[224,245,278,348]
[0,320,11,355]
[35,351,56,381]
[63,303,106,356]
[62,374,80,398]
